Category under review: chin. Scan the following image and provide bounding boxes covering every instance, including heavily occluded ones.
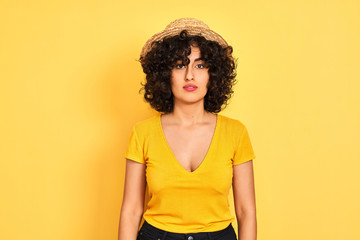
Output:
[176,97,206,104]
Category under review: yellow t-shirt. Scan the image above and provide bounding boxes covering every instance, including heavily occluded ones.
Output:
[124,113,256,233]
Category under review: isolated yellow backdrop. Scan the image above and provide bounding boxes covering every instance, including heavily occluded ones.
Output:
[1,0,359,240]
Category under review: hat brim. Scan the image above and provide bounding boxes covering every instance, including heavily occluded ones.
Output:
[140,27,228,58]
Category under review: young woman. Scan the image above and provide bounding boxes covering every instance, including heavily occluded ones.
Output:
[119,18,257,240]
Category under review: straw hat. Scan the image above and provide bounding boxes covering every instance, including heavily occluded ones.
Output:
[140,18,229,58]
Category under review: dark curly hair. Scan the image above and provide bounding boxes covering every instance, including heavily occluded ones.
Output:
[139,30,237,113]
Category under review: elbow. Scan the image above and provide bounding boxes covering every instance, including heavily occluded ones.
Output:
[120,204,144,219]
[235,208,256,220]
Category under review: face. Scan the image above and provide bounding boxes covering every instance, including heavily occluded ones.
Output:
[170,45,210,106]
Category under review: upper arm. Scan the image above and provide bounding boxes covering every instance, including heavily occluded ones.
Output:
[232,160,256,218]
[120,158,147,217]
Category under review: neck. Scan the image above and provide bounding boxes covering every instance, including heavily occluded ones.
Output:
[168,100,212,125]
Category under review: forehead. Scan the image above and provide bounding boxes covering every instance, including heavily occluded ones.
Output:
[188,45,201,58]
[174,44,203,63]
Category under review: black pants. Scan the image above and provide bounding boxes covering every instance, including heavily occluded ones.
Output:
[137,220,237,240]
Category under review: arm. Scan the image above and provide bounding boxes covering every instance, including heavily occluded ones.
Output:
[118,159,147,240]
[232,160,257,240]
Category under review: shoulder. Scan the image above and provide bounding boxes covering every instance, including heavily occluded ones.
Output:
[131,114,159,135]
[218,114,247,133]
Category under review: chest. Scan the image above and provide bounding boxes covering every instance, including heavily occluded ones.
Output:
[161,123,216,173]
[143,116,235,195]
[145,126,234,197]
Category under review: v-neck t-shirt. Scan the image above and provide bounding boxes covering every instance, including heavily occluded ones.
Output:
[124,113,256,233]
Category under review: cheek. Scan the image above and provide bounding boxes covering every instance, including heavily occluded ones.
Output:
[171,76,182,89]
[170,79,179,93]
[202,74,210,89]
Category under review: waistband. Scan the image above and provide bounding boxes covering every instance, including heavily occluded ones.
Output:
[139,220,233,240]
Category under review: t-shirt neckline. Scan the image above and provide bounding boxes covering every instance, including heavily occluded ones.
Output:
[157,113,221,175]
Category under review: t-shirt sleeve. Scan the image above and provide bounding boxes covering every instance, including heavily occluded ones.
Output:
[233,125,256,165]
[124,126,145,164]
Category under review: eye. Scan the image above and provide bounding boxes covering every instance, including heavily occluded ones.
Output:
[175,64,185,69]
[196,64,205,69]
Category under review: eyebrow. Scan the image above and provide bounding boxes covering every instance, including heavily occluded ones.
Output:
[175,58,204,63]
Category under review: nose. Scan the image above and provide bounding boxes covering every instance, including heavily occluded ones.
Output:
[185,66,194,81]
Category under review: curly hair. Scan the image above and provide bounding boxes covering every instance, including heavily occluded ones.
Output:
[139,30,237,113]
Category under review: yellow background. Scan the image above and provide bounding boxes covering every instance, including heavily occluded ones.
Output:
[1,0,359,239]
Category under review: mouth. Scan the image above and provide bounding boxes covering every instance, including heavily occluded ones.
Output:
[183,85,198,91]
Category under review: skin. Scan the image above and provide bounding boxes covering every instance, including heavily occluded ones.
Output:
[118,45,257,240]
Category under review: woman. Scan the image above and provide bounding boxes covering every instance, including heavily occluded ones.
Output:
[119,18,257,240]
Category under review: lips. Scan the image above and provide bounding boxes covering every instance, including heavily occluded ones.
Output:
[183,84,198,91]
